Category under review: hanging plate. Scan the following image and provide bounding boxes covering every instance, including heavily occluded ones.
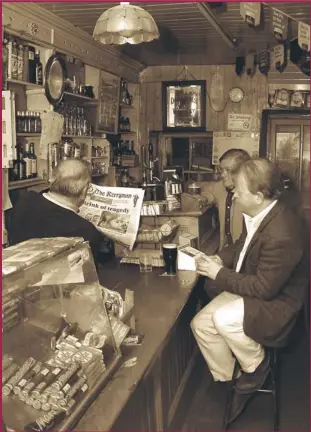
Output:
[45,54,67,106]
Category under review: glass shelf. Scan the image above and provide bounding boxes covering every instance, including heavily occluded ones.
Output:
[8,178,49,191]
[7,79,44,89]
[16,133,41,137]
[63,92,98,103]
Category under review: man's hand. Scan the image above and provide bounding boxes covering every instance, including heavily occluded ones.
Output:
[195,256,223,280]
[209,255,223,266]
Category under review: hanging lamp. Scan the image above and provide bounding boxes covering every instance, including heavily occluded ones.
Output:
[93,2,160,45]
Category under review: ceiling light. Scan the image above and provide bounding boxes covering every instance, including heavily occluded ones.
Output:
[93,2,160,45]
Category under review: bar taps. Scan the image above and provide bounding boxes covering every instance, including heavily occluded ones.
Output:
[141,141,160,184]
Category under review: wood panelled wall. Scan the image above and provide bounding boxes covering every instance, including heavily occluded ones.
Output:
[138,65,269,149]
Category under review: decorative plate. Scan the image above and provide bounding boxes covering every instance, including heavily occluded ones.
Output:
[229,87,244,103]
[45,54,67,106]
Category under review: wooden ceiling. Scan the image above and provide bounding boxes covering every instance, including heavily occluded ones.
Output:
[37,2,310,66]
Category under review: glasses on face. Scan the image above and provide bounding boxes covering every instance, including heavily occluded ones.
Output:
[215,166,232,176]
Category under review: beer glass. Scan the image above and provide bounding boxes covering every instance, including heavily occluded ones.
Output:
[162,243,178,275]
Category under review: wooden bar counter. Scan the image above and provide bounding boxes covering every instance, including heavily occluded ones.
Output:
[76,261,205,431]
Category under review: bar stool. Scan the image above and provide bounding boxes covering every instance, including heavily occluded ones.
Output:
[223,347,279,431]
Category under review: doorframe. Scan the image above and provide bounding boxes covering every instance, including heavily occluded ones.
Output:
[259,109,310,157]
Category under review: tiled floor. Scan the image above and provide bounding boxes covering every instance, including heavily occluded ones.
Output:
[181,323,310,431]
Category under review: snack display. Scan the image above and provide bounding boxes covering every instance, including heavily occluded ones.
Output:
[2,238,123,432]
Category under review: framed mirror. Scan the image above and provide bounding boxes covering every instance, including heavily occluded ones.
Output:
[162,80,206,132]
[45,54,67,106]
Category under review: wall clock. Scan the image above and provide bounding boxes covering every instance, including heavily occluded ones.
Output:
[229,87,244,103]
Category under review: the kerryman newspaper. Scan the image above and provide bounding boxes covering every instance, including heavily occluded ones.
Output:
[79,184,145,250]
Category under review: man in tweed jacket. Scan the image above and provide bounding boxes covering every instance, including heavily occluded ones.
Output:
[191,158,308,423]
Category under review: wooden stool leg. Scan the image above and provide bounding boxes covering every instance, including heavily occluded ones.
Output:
[223,360,240,430]
[271,349,279,431]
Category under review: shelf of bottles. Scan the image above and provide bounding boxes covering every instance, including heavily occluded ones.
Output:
[3,33,43,91]
[57,102,92,138]
[91,145,108,176]
[119,79,136,136]
[112,139,138,169]
[16,111,42,135]
[120,79,133,107]
[8,141,38,184]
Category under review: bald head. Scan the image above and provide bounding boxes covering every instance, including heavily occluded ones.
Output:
[50,159,91,199]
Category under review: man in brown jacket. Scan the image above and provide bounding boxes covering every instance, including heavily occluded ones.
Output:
[191,158,308,423]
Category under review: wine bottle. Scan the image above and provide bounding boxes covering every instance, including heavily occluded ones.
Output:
[23,142,32,179]
[35,49,43,85]
[28,46,36,84]
[2,36,9,90]
[11,40,18,80]
[17,44,24,81]
[29,142,37,178]
[13,146,26,180]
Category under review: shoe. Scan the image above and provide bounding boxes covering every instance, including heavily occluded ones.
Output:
[227,391,253,424]
[235,352,271,394]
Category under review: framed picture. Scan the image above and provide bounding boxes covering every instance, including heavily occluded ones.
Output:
[162,80,206,132]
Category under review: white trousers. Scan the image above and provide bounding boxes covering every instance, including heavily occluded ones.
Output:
[191,291,264,381]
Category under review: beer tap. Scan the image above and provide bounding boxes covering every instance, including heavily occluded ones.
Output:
[141,132,159,184]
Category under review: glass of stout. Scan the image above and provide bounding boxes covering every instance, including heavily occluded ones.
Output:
[162,243,178,275]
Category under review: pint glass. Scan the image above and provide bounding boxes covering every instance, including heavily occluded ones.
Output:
[162,243,178,275]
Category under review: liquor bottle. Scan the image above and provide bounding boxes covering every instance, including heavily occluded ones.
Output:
[11,40,18,80]
[17,44,24,81]
[120,80,127,104]
[13,146,26,180]
[23,44,29,82]
[2,36,9,90]
[35,112,41,133]
[23,142,32,179]
[6,35,13,79]
[21,111,27,133]
[16,112,21,133]
[28,46,36,84]
[24,111,30,133]
[29,142,37,178]
[35,50,43,85]
[115,142,122,167]
[30,112,36,133]
[130,140,135,155]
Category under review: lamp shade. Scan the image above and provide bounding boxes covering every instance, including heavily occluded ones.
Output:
[93,3,160,45]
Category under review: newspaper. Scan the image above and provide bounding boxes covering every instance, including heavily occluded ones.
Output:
[79,184,145,250]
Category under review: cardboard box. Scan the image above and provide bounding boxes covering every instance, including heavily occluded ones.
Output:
[178,233,198,249]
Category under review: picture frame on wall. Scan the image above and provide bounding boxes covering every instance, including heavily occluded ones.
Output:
[162,80,206,132]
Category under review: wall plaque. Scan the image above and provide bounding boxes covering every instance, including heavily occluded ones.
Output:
[162,80,206,132]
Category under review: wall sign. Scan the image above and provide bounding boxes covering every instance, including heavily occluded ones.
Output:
[271,9,288,42]
[240,2,261,27]
[273,44,287,72]
[258,50,270,75]
[162,80,206,132]
[227,113,252,131]
[298,22,310,51]
[212,132,259,165]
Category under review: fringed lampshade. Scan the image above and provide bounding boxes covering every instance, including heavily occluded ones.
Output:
[93,2,160,45]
